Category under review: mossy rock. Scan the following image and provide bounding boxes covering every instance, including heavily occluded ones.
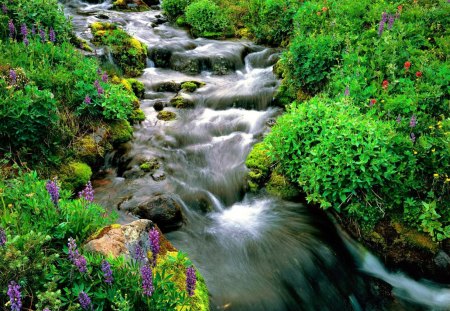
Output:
[90,22,117,33]
[245,142,272,191]
[157,111,177,121]
[74,135,105,166]
[60,161,92,192]
[113,0,150,11]
[170,95,194,109]
[139,159,160,172]
[266,170,300,200]
[157,251,209,311]
[109,120,133,145]
[181,81,204,93]
[130,109,146,123]
[392,222,439,254]
[127,78,145,99]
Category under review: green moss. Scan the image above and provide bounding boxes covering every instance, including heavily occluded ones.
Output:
[109,120,133,145]
[392,222,439,254]
[129,109,146,123]
[181,81,198,92]
[266,170,300,200]
[60,161,92,192]
[157,111,177,121]
[170,95,194,109]
[245,142,272,191]
[139,159,160,172]
[127,78,145,99]
[74,135,105,165]
[176,16,187,27]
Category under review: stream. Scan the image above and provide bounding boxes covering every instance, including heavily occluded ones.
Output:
[63,1,450,310]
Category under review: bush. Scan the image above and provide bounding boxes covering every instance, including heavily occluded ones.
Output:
[162,0,193,20]
[185,0,232,37]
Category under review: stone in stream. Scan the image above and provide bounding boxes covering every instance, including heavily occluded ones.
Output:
[170,95,194,109]
[154,81,181,92]
[153,101,165,111]
[131,195,183,232]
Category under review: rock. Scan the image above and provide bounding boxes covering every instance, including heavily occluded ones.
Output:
[153,101,165,111]
[434,251,450,269]
[154,81,181,92]
[143,0,159,6]
[148,48,172,67]
[151,170,166,181]
[170,95,194,109]
[109,120,133,146]
[123,167,146,179]
[131,195,183,231]
[95,14,110,20]
[140,159,160,172]
[157,111,176,121]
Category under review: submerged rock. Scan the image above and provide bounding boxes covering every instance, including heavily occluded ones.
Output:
[153,101,165,111]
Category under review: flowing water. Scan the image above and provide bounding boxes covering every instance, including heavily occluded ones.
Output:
[63,1,450,310]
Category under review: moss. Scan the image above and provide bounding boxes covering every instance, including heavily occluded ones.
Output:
[140,159,160,172]
[90,22,116,33]
[392,222,439,254]
[129,109,146,123]
[170,95,194,109]
[157,111,177,121]
[157,251,209,311]
[60,161,92,192]
[235,27,251,39]
[266,170,300,200]
[245,142,272,191]
[176,16,187,27]
[109,120,133,145]
[127,78,145,99]
[181,81,198,92]
[74,135,105,165]
[87,224,122,242]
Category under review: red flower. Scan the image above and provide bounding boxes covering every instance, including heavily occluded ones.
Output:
[382,80,389,90]
[397,5,403,13]
[369,99,377,106]
[415,71,423,78]
[322,7,328,12]
[404,61,411,70]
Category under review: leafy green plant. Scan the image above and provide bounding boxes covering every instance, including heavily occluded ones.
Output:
[161,0,193,20]
[185,0,232,38]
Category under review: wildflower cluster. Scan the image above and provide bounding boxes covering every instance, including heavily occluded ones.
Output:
[149,227,160,266]
[101,260,114,285]
[0,227,6,246]
[79,181,94,202]
[140,264,154,296]
[45,178,60,206]
[78,291,92,310]
[7,281,22,311]
[6,20,56,44]
[68,237,88,273]
[186,266,197,296]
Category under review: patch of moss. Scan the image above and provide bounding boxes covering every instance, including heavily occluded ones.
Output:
[245,142,272,191]
[266,170,300,200]
[74,135,105,166]
[113,0,150,12]
[181,81,198,92]
[170,95,194,109]
[129,109,146,123]
[176,16,187,27]
[60,161,92,192]
[109,120,133,145]
[392,222,439,254]
[127,78,145,99]
[157,111,177,121]
[140,159,160,172]
[87,224,122,242]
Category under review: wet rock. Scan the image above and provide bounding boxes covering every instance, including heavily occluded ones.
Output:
[434,251,450,269]
[95,14,110,20]
[131,195,183,231]
[154,81,181,92]
[153,101,165,111]
[150,5,160,10]
[151,170,166,181]
[157,111,176,121]
[170,95,194,109]
[148,48,172,67]
[140,158,160,172]
[170,54,202,74]
[123,167,146,179]
[142,0,159,5]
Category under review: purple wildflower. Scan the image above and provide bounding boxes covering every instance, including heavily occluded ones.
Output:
[74,255,88,273]
[20,24,28,37]
[396,115,402,124]
[186,266,196,297]
[378,12,388,36]
[97,86,104,96]
[78,292,92,310]
[387,14,395,30]
[101,260,114,285]
[45,178,59,206]
[2,4,8,14]
[0,227,6,247]
[78,181,94,202]
[410,115,417,128]
[7,281,22,311]
[101,72,108,83]
[97,68,102,75]
[410,132,416,143]
[67,237,87,273]
[31,25,36,35]
[84,95,91,104]
[49,28,56,43]
[141,265,154,296]
[39,29,46,42]
[23,37,29,47]
[134,243,147,263]
[8,20,15,38]
[344,86,350,96]
[68,237,79,261]
[9,69,16,85]
[149,228,160,267]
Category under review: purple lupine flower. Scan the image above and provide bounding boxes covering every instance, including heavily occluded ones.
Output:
[344,86,350,96]
[68,237,79,261]
[20,24,28,37]
[149,228,160,267]
[78,292,92,310]
[101,72,108,83]
[84,95,91,104]
[387,14,395,30]
[396,115,402,124]
[94,80,100,88]
[2,4,8,14]
[23,37,29,47]
[186,266,196,297]
[134,243,147,263]
[9,69,16,85]
[97,86,104,96]
[7,281,22,311]
[78,181,94,202]
[410,132,416,143]
[67,237,87,273]
[410,115,417,128]
[378,12,388,36]
[39,28,46,42]
[141,265,154,296]
[8,20,15,38]
[45,178,59,206]
[49,28,56,43]
[101,260,114,284]
[74,255,88,273]
[0,227,6,247]
[31,25,36,35]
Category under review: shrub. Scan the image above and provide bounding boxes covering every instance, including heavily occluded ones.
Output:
[161,0,193,20]
[185,0,232,37]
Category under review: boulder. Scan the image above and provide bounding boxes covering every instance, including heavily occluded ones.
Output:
[131,195,183,231]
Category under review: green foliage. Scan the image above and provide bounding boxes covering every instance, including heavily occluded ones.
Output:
[161,0,193,20]
[60,162,93,193]
[266,169,300,200]
[127,78,145,99]
[109,120,134,145]
[245,142,272,192]
[181,81,198,92]
[185,0,232,38]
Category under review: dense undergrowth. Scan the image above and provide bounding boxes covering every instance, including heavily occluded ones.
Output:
[165,0,450,241]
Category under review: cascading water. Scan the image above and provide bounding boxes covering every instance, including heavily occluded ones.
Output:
[63,1,450,310]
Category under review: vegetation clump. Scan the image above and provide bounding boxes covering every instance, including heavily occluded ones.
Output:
[109,120,134,145]
[157,111,177,121]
